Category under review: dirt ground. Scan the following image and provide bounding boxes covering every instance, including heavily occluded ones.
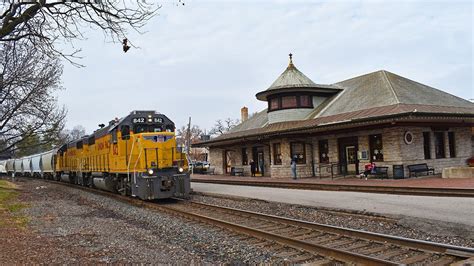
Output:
[0,177,274,264]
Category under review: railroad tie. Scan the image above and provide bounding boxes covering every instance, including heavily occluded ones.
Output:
[400,253,433,264]
[376,248,409,260]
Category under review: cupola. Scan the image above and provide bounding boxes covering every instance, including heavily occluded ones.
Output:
[255,54,341,124]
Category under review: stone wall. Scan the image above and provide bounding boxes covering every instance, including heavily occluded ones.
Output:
[208,126,472,178]
[208,148,224,175]
[392,126,472,177]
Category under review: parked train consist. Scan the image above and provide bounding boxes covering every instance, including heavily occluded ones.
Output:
[0,110,190,200]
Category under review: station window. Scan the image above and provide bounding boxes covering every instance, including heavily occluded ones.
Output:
[448,132,455,158]
[273,143,282,165]
[434,132,445,159]
[318,139,329,164]
[269,98,279,111]
[423,132,431,159]
[369,134,384,162]
[241,148,248,165]
[290,142,306,164]
[267,95,314,112]
[299,95,312,107]
[281,96,297,108]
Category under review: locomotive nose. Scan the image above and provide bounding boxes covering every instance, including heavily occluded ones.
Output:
[161,179,174,190]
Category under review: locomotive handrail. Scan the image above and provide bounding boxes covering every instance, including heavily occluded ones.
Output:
[132,139,143,184]
[127,134,137,183]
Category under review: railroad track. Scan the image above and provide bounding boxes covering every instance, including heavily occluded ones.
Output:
[192,179,474,197]
[42,179,474,265]
[165,200,474,265]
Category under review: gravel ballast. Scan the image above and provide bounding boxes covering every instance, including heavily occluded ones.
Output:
[191,192,474,248]
[1,178,283,264]
[2,177,472,264]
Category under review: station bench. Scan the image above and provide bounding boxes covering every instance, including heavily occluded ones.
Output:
[232,167,244,176]
[373,166,389,179]
[203,167,215,175]
[360,166,389,179]
[407,163,435,177]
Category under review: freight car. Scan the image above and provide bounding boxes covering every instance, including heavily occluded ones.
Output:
[0,110,190,200]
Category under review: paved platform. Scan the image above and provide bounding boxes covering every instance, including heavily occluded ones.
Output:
[191,174,474,189]
[191,182,474,228]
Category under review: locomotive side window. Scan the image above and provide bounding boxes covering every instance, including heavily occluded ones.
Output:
[121,125,130,140]
[76,141,83,149]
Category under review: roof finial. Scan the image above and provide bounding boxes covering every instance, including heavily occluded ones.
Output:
[288,53,294,68]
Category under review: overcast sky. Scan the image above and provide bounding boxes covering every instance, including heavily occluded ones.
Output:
[58,0,473,133]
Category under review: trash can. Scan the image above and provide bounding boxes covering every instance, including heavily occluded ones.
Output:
[393,165,404,179]
[230,167,235,176]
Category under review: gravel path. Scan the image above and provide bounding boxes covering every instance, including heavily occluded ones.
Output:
[1,178,283,264]
[191,192,474,248]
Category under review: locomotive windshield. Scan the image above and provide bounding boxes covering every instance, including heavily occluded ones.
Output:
[129,114,175,134]
[133,124,174,133]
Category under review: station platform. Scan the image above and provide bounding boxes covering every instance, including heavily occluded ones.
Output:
[191,174,474,189]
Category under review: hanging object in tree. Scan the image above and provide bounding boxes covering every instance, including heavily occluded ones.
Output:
[122,38,130,53]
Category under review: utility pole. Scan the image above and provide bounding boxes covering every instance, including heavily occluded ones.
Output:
[186,117,193,173]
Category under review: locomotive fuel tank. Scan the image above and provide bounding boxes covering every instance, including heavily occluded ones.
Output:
[93,177,117,193]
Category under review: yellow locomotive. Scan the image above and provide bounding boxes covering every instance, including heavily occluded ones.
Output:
[55,110,190,200]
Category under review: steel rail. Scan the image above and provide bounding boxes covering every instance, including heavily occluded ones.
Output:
[39,179,473,264]
[181,199,474,258]
[40,180,394,264]
[191,179,474,197]
[154,202,397,265]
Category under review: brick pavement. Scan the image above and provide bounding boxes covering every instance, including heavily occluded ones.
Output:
[191,174,474,189]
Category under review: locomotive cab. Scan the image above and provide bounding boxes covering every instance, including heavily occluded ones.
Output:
[108,111,190,200]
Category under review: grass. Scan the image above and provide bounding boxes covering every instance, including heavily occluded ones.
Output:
[0,180,29,228]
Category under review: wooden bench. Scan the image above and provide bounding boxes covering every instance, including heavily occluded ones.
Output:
[232,167,244,176]
[407,163,435,177]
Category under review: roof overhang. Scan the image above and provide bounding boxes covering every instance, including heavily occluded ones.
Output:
[255,85,341,101]
[193,112,474,148]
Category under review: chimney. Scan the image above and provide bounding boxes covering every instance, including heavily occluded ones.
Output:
[241,106,248,122]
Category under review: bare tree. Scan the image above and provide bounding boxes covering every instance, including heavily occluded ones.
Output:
[176,124,209,161]
[0,40,66,155]
[176,125,204,146]
[209,118,239,136]
[0,1,159,65]
[57,125,86,145]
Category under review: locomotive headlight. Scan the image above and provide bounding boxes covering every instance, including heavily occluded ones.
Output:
[148,169,154,175]
[178,167,184,173]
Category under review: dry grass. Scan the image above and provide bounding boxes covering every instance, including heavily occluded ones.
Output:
[0,180,28,228]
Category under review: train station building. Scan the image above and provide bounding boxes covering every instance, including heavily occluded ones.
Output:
[196,56,474,178]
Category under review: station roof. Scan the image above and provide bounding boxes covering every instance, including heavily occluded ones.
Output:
[255,54,340,101]
[196,66,474,147]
